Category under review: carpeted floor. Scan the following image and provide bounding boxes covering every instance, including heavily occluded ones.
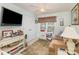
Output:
[21,39,52,55]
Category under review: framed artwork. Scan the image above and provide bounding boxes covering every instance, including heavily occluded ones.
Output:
[2,30,13,38]
[71,4,79,25]
[40,23,46,32]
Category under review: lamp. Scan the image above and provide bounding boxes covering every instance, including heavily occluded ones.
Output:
[61,26,79,54]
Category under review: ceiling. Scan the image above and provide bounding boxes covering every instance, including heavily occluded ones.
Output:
[14,3,76,15]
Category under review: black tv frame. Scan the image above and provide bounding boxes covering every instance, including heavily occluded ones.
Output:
[1,7,22,26]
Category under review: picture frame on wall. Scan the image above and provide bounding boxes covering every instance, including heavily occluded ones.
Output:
[2,30,13,38]
[40,23,46,32]
[71,4,79,25]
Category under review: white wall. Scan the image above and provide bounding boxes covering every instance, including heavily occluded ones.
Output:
[38,12,79,38]
[38,12,71,26]
[0,3,38,45]
[37,12,71,38]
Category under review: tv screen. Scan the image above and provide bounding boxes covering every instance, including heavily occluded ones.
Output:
[1,7,22,26]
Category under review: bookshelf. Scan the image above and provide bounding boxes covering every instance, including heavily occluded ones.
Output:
[0,35,26,55]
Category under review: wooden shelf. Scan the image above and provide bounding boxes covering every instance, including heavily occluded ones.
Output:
[0,35,26,55]
[1,42,23,52]
[0,35,24,48]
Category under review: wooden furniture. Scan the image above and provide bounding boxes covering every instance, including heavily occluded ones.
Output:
[74,41,79,54]
[0,49,9,55]
[0,35,25,48]
[49,39,66,55]
[71,3,79,25]
[0,35,26,55]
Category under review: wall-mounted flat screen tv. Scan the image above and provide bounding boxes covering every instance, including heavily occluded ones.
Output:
[1,7,22,26]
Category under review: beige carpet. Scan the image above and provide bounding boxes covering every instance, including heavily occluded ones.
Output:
[21,39,51,55]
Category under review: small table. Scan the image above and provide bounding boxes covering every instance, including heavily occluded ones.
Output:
[49,40,66,54]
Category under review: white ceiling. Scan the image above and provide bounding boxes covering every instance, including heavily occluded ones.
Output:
[14,3,76,15]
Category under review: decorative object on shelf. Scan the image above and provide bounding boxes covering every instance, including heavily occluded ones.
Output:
[12,32,19,37]
[40,23,46,32]
[2,30,24,38]
[2,30,13,38]
[17,30,23,35]
[12,30,23,37]
[71,4,79,25]
[61,26,79,55]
